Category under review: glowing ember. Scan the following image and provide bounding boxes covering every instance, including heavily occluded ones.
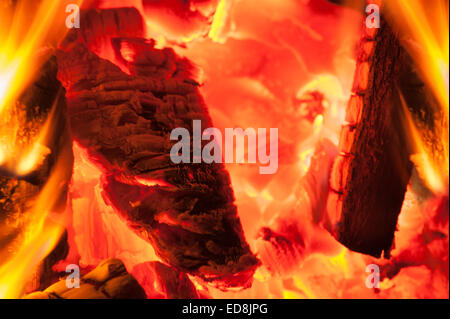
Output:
[0,0,448,300]
[66,142,159,270]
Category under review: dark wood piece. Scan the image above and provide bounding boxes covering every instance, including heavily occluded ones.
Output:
[24,259,147,299]
[56,8,259,289]
[326,14,414,258]
[0,54,73,269]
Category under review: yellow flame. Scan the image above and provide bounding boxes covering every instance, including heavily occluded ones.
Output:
[313,114,324,136]
[208,0,229,43]
[386,0,449,194]
[387,0,449,117]
[283,276,316,299]
[400,93,448,193]
[0,0,81,298]
[16,98,60,176]
[299,147,314,174]
[0,147,71,298]
[328,248,349,278]
[0,1,81,174]
[0,1,66,112]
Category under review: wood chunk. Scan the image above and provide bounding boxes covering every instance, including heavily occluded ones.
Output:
[0,54,73,282]
[60,7,145,54]
[57,17,259,288]
[338,124,358,156]
[351,61,370,93]
[329,154,351,193]
[24,259,146,299]
[326,191,343,230]
[103,274,145,299]
[327,16,414,258]
[357,40,376,62]
[344,94,364,125]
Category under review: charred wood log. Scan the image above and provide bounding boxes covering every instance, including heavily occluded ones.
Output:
[0,53,73,269]
[24,259,146,299]
[326,9,416,258]
[56,9,259,289]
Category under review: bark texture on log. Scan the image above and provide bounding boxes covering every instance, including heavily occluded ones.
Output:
[56,8,259,289]
[326,11,414,258]
[24,259,146,299]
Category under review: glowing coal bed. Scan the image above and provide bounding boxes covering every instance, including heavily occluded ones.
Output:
[0,0,448,299]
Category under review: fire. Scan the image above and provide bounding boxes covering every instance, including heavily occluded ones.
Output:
[387,0,449,115]
[208,0,229,43]
[167,0,448,298]
[0,145,72,298]
[0,0,81,298]
[66,142,159,270]
[0,0,448,299]
[0,1,70,112]
[386,0,449,195]
[0,0,81,174]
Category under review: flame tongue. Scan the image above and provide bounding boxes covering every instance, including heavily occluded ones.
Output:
[386,0,449,195]
[0,0,79,298]
[0,55,74,298]
[0,0,448,299]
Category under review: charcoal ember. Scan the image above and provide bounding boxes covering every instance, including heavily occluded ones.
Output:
[131,261,199,299]
[24,259,146,299]
[380,195,449,281]
[56,33,259,287]
[0,53,73,271]
[257,139,339,274]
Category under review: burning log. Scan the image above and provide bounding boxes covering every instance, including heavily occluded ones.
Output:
[0,54,72,185]
[56,8,259,289]
[24,259,146,299]
[0,53,73,271]
[326,10,419,257]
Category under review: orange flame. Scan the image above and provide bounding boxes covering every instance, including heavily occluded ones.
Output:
[386,0,449,194]
[0,0,82,175]
[0,0,82,298]
[0,0,447,299]
[0,146,72,298]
